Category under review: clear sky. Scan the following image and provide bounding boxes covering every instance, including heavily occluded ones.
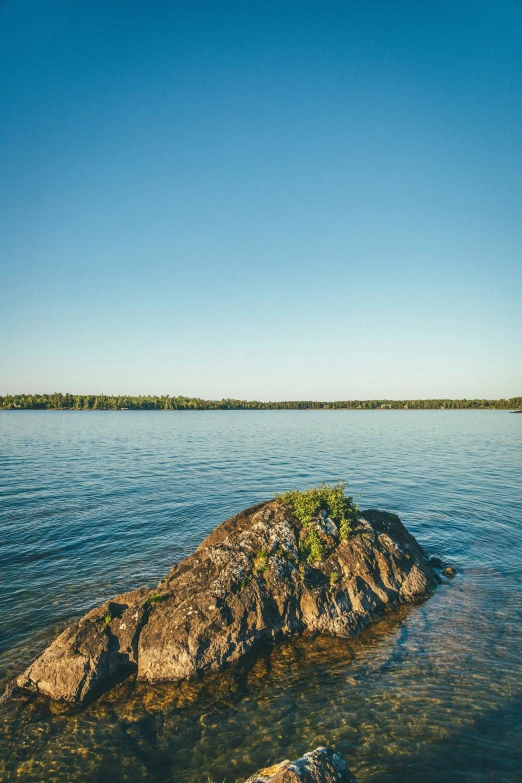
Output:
[1,0,521,400]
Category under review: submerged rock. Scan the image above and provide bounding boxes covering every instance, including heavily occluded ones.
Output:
[9,501,438,704]
[244,746,358,782]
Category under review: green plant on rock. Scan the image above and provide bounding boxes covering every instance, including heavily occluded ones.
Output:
[306,526,326,564]
[297,527,326,565]
[253,547,269,574]
[103,612,111,626]
[147,593,163,606]
[275,479,358,542]
[339,516,352,541]
[280,548,298,565]
[298,535,310,561]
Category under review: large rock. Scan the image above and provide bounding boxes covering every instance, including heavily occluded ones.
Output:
[244,746,358,782]
[10,501,438,703]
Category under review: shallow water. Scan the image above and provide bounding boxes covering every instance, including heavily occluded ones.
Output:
[0,410,521,782]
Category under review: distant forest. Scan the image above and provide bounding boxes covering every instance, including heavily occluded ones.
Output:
[1,394,521,410]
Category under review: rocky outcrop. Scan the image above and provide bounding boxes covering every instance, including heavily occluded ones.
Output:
[244,746,357,783]
[10,500,438,703]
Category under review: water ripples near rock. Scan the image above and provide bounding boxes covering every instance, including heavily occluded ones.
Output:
[0,410,521,782]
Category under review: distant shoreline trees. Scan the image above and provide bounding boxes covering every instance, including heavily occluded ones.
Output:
[1,393,520,411]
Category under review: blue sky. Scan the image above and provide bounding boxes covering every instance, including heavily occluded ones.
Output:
[1,0,521,399]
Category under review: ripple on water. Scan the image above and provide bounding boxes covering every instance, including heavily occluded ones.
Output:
[0,410,521,782]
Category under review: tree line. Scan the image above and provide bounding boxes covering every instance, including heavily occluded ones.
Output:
[1,393,521,410]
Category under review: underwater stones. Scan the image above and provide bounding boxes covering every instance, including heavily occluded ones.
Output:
[8,501,438,704]
[244,746,358,783]
[429,556,444,569]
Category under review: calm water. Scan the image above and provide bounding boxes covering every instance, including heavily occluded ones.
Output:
[0,410,521,783]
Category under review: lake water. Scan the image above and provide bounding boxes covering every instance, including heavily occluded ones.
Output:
[0,410,521,783]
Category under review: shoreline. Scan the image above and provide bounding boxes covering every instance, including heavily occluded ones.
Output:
[1,407,520,412]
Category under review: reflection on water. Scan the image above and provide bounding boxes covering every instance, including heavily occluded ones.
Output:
[0,411,521,781]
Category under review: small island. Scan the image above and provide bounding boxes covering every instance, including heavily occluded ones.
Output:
[6,482,445,705]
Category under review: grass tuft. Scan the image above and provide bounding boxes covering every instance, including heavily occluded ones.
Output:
[275,479,358,544]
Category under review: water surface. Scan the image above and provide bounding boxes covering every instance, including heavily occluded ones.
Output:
[0,410,520,782]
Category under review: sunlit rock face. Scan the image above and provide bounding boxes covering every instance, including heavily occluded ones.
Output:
[10,500,438,703]
[244,746,358,783]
